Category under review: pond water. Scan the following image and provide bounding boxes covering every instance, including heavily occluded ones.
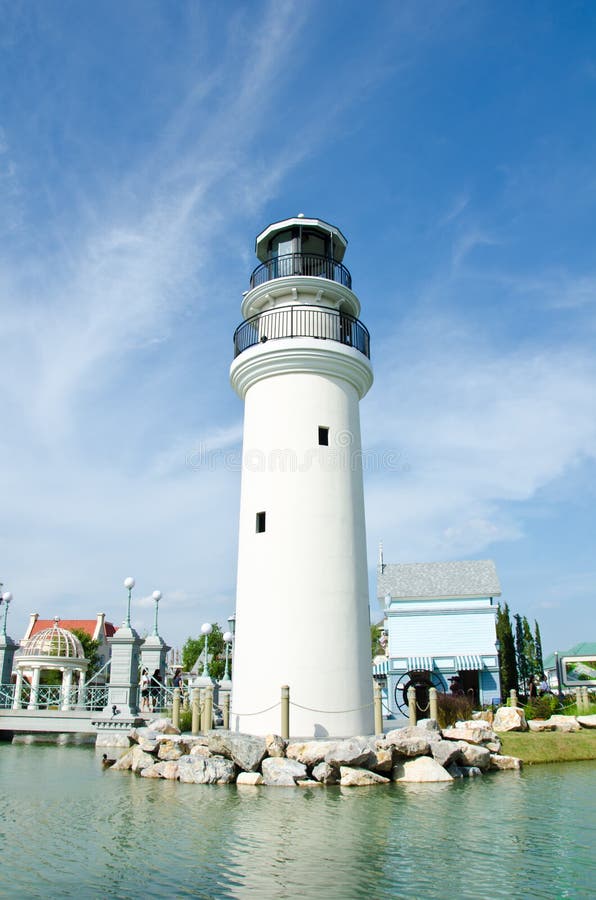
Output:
[0,740,594,899]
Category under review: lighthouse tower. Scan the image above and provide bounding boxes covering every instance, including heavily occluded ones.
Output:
[230,215,374,737]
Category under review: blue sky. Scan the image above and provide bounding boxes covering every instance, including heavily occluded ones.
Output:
[1,1,595,655]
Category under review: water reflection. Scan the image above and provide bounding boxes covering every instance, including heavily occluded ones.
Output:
[0,744,594,899]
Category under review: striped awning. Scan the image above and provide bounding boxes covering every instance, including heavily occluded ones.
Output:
[373,659,389,676]
[407,657,433,671]
[455,655,482,670]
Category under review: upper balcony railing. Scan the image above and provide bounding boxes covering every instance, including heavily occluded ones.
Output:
[249,252,352,290]
[233,304,370,359]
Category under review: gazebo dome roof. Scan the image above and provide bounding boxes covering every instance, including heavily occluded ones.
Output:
[21,619,85,659]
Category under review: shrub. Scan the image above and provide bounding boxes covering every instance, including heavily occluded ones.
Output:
[436,692,474,728]
[524,695,559,720]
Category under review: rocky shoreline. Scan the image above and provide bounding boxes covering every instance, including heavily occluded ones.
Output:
[105,717,523,786]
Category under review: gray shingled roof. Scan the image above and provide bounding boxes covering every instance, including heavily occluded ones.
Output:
[377,560,501,601]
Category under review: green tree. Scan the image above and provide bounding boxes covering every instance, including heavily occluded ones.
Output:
[71,628,101,680]
[371,623,384,659]
[522,616,537,680]
[496,603,518,697]
[514,613,529,695]
[534,620,544,675]
[182,624,226,680]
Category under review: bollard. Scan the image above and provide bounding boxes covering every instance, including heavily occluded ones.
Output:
[373,681,383,735]
[575,687,582,712]
[510,689,518,708]
[203,685,213,732]
[191,688,200,735]
[582,686,590,712]
[407,686,417,725]
[222,692,230,730]
[172,687,181,730]
[281,685,290,739]
[429,686,438,722]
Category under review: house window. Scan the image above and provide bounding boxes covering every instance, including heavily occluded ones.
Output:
[256,511,266,533]
[318,426,329,446]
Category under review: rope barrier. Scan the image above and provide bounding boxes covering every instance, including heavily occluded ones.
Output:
[290,700,374,714]
[229,702,280,717]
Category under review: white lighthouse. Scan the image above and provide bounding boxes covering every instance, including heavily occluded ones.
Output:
[230,215,374,737]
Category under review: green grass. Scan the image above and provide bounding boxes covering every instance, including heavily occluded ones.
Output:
[500,729,596,765]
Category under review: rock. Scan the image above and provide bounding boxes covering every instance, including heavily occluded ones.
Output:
[490,754,522,771]
[458,743,491,770]
[265,734,287,757]
[483,739,502,753]
[138,737,160,753]
[392,757,453,783]
[385,727,431,758]
[296,779,324,787]
[207,732,267,772]
[157,739,189,760]
[111,748,135,770]
[286,740,337,766]
[446,764,464,778]
[112,745,156,773]
[140,763,163,778]
[147,718,181,735]
[261,757,307,786]
[371,746,394,772]
[431,740,466,768]
[324,738,376,769]
[443,722,497,745]
[459,766,483,778]
[528,719,557,732]
[189,744,211,758]
[178,755,236,784]
[339,767,390,786]
[312,762,340,785]
[578,715,596,728]
[492,707,528,732]
[548,715,581,733]
[159,761,180,780]
[416,718,440,732]
[237,772,263,786]
[95,733,130,749]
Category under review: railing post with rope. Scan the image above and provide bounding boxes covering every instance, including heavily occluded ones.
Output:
[373,681,383,735]
[429,687,439,721]
[172,688,181,730]
[510,689,518,708]
[222,692,230,730]
[191,688,200,735]
[407,686,417,725]
[281,685,290,740]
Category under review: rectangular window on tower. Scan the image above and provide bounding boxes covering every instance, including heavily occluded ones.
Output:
[318,426,329,446]
[256,511,266,533]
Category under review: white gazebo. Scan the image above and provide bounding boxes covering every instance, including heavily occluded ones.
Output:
[13,618,89,710]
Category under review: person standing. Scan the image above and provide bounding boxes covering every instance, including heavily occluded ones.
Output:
[150,668,162,712]
[140,669,150,712]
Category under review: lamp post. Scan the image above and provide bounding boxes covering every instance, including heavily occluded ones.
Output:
[1,591,12,636]
[123,577,135,628]
[222,631,233,681]
[152,590,162,636]
[227,614,236,637]
[201,623,213,678]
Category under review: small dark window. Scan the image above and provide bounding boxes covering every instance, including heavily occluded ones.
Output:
[318,426,329,446]
[256,511,266,533]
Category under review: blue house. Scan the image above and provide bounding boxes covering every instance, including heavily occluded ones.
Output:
[375,558,502,716]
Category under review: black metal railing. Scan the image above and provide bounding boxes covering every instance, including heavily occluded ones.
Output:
[249,253,352,290]
[233,305,370,359]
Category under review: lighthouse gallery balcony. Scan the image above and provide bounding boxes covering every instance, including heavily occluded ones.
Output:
[249,251,352,290]
[233,304,370,359]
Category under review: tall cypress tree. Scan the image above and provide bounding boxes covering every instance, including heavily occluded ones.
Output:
[514,613,529,694]
[496,603,518,697]
[522,616,537,679]
[534,620,544,675]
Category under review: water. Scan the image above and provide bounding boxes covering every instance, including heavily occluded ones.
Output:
[1,742,595,899]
